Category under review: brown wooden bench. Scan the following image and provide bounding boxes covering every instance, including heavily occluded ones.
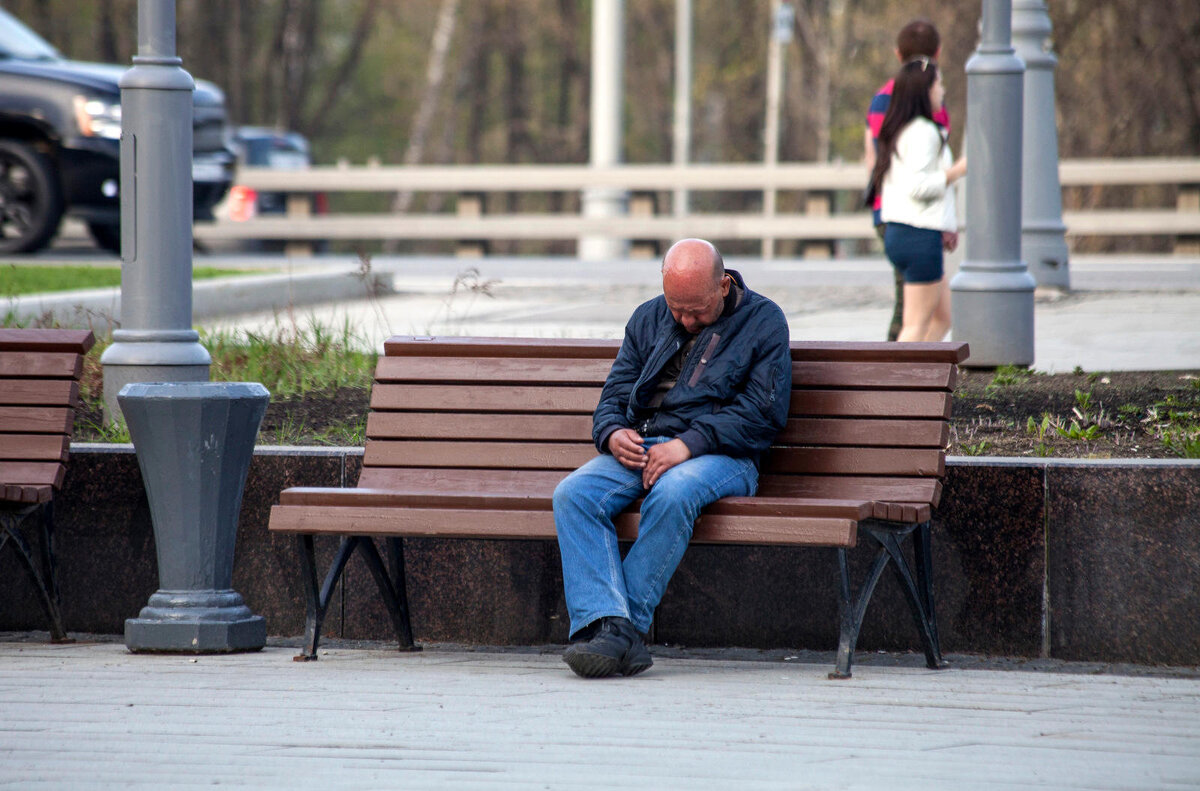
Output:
[269,335,969,677]
[0,328,96,641]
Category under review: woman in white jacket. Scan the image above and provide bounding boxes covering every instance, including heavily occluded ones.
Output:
[868,57,967,342]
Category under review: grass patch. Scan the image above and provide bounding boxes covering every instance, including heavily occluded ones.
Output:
[67,316,378,445]
[198,317,376,398]
[1,264,255,296]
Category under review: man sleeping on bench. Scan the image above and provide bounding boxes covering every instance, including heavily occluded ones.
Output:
[554,238,793,678]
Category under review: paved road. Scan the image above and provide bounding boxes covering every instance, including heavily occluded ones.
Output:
[2,638,1198,790]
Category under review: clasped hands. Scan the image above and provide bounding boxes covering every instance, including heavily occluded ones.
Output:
[607,428,691,488]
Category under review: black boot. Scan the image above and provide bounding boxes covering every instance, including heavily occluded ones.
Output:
[563,616,653,678]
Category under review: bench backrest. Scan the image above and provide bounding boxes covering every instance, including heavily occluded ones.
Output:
[0,328,96,504]
[359,336,968,511]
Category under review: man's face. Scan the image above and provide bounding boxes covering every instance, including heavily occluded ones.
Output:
[664,274,730,334]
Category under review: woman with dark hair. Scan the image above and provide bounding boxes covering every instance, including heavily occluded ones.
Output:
[869,57,967,342]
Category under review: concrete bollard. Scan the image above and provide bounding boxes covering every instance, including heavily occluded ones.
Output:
[120,381,269,653]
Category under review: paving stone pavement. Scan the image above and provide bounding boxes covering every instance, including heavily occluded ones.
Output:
[196,254,1200,373]
[2,637,1199,790]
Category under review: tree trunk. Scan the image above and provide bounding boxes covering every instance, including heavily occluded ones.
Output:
[389,0,460,215]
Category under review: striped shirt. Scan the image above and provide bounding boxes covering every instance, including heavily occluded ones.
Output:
[867,79,951,217]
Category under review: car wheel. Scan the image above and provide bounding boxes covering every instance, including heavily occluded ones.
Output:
[87,221,121,254]
[0,139,64,254]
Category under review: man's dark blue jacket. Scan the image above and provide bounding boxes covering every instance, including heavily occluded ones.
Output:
[593,269,792,467]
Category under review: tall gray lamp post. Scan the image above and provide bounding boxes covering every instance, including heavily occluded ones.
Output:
[950,0,1036,367]
[100,0,210,421]
[1013,0,1070,290]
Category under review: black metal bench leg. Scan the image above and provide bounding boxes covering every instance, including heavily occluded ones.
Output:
[34,502,69,642]
[358,537,420,652]
[831,545,891,680]
[912,521,944,666]
[873,525,946,671]
[294,535,357,662]
[1,503,68,642]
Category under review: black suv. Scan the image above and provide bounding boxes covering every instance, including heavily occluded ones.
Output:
[0,7,235,253]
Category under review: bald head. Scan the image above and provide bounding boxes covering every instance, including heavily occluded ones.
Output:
[661,239,729,333]
[662,238,723,283]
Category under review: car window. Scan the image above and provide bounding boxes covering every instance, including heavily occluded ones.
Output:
[0,8,61,60]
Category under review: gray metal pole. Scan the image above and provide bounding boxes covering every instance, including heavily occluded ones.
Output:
[580,0,628,261]
[100,0,210,420]
[1013,0,1070,290]
[673,0,692,219]
[950,0,1036,367]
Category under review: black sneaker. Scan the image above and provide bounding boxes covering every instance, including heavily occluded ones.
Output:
[563,617,653,678]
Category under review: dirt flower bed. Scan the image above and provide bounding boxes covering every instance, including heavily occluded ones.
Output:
[76,367,1200,460]
[214,366,1200,459]
[951,367,1200,459]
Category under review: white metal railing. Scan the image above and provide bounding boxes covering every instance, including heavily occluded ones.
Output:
[192,158,1200,256]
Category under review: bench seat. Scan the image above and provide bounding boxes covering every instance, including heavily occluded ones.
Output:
[268,335,968,677]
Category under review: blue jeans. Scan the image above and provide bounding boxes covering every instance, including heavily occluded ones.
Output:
[553,438,759,637]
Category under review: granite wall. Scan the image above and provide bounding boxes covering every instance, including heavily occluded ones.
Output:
[1,447,1196,665]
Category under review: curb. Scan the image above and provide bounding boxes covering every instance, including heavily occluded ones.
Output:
[3,266,395,331]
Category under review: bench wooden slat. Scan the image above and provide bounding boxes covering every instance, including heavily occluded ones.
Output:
[278,487,874,521]
[0,352,83,379]
[789,341,969,364]
[0,406,75,434]
[789,390,951,419]
[870,501,930,522]
[353,468,946,509]
[371,384,600,413]
[375,356,613,385]
[759,474,942,508]
[768,447,945,477]
[0,328,95,355]
[268,504,858,547]
[384,336,620,359]
[792,361,956,391]
[0,380,79,407]
[2,483,53,504]
[364,440,596,470]
[379,337,970,365]
[0,434,69,462]
[366,414,949,449]
[356,467,569,494]
[366,412,594,441]
[776,417,947,448]
[0,461,65,489]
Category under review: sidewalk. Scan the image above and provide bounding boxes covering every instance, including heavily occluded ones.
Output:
[8,252,1200,372]
[195,254,1200,373]
[2,637,1198,790]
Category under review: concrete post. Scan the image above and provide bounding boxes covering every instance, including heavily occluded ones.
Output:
[121,381,269,653]
[580,0,628,261]
[950,0,1036,367]
[100,0,210,422]
[1013,0,1070,290]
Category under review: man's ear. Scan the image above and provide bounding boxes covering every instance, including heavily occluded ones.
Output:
[894,47,903,63]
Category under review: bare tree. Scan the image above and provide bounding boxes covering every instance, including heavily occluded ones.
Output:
[383,0,460,251]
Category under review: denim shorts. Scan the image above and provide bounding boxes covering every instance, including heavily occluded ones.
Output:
[884,222,944,284]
